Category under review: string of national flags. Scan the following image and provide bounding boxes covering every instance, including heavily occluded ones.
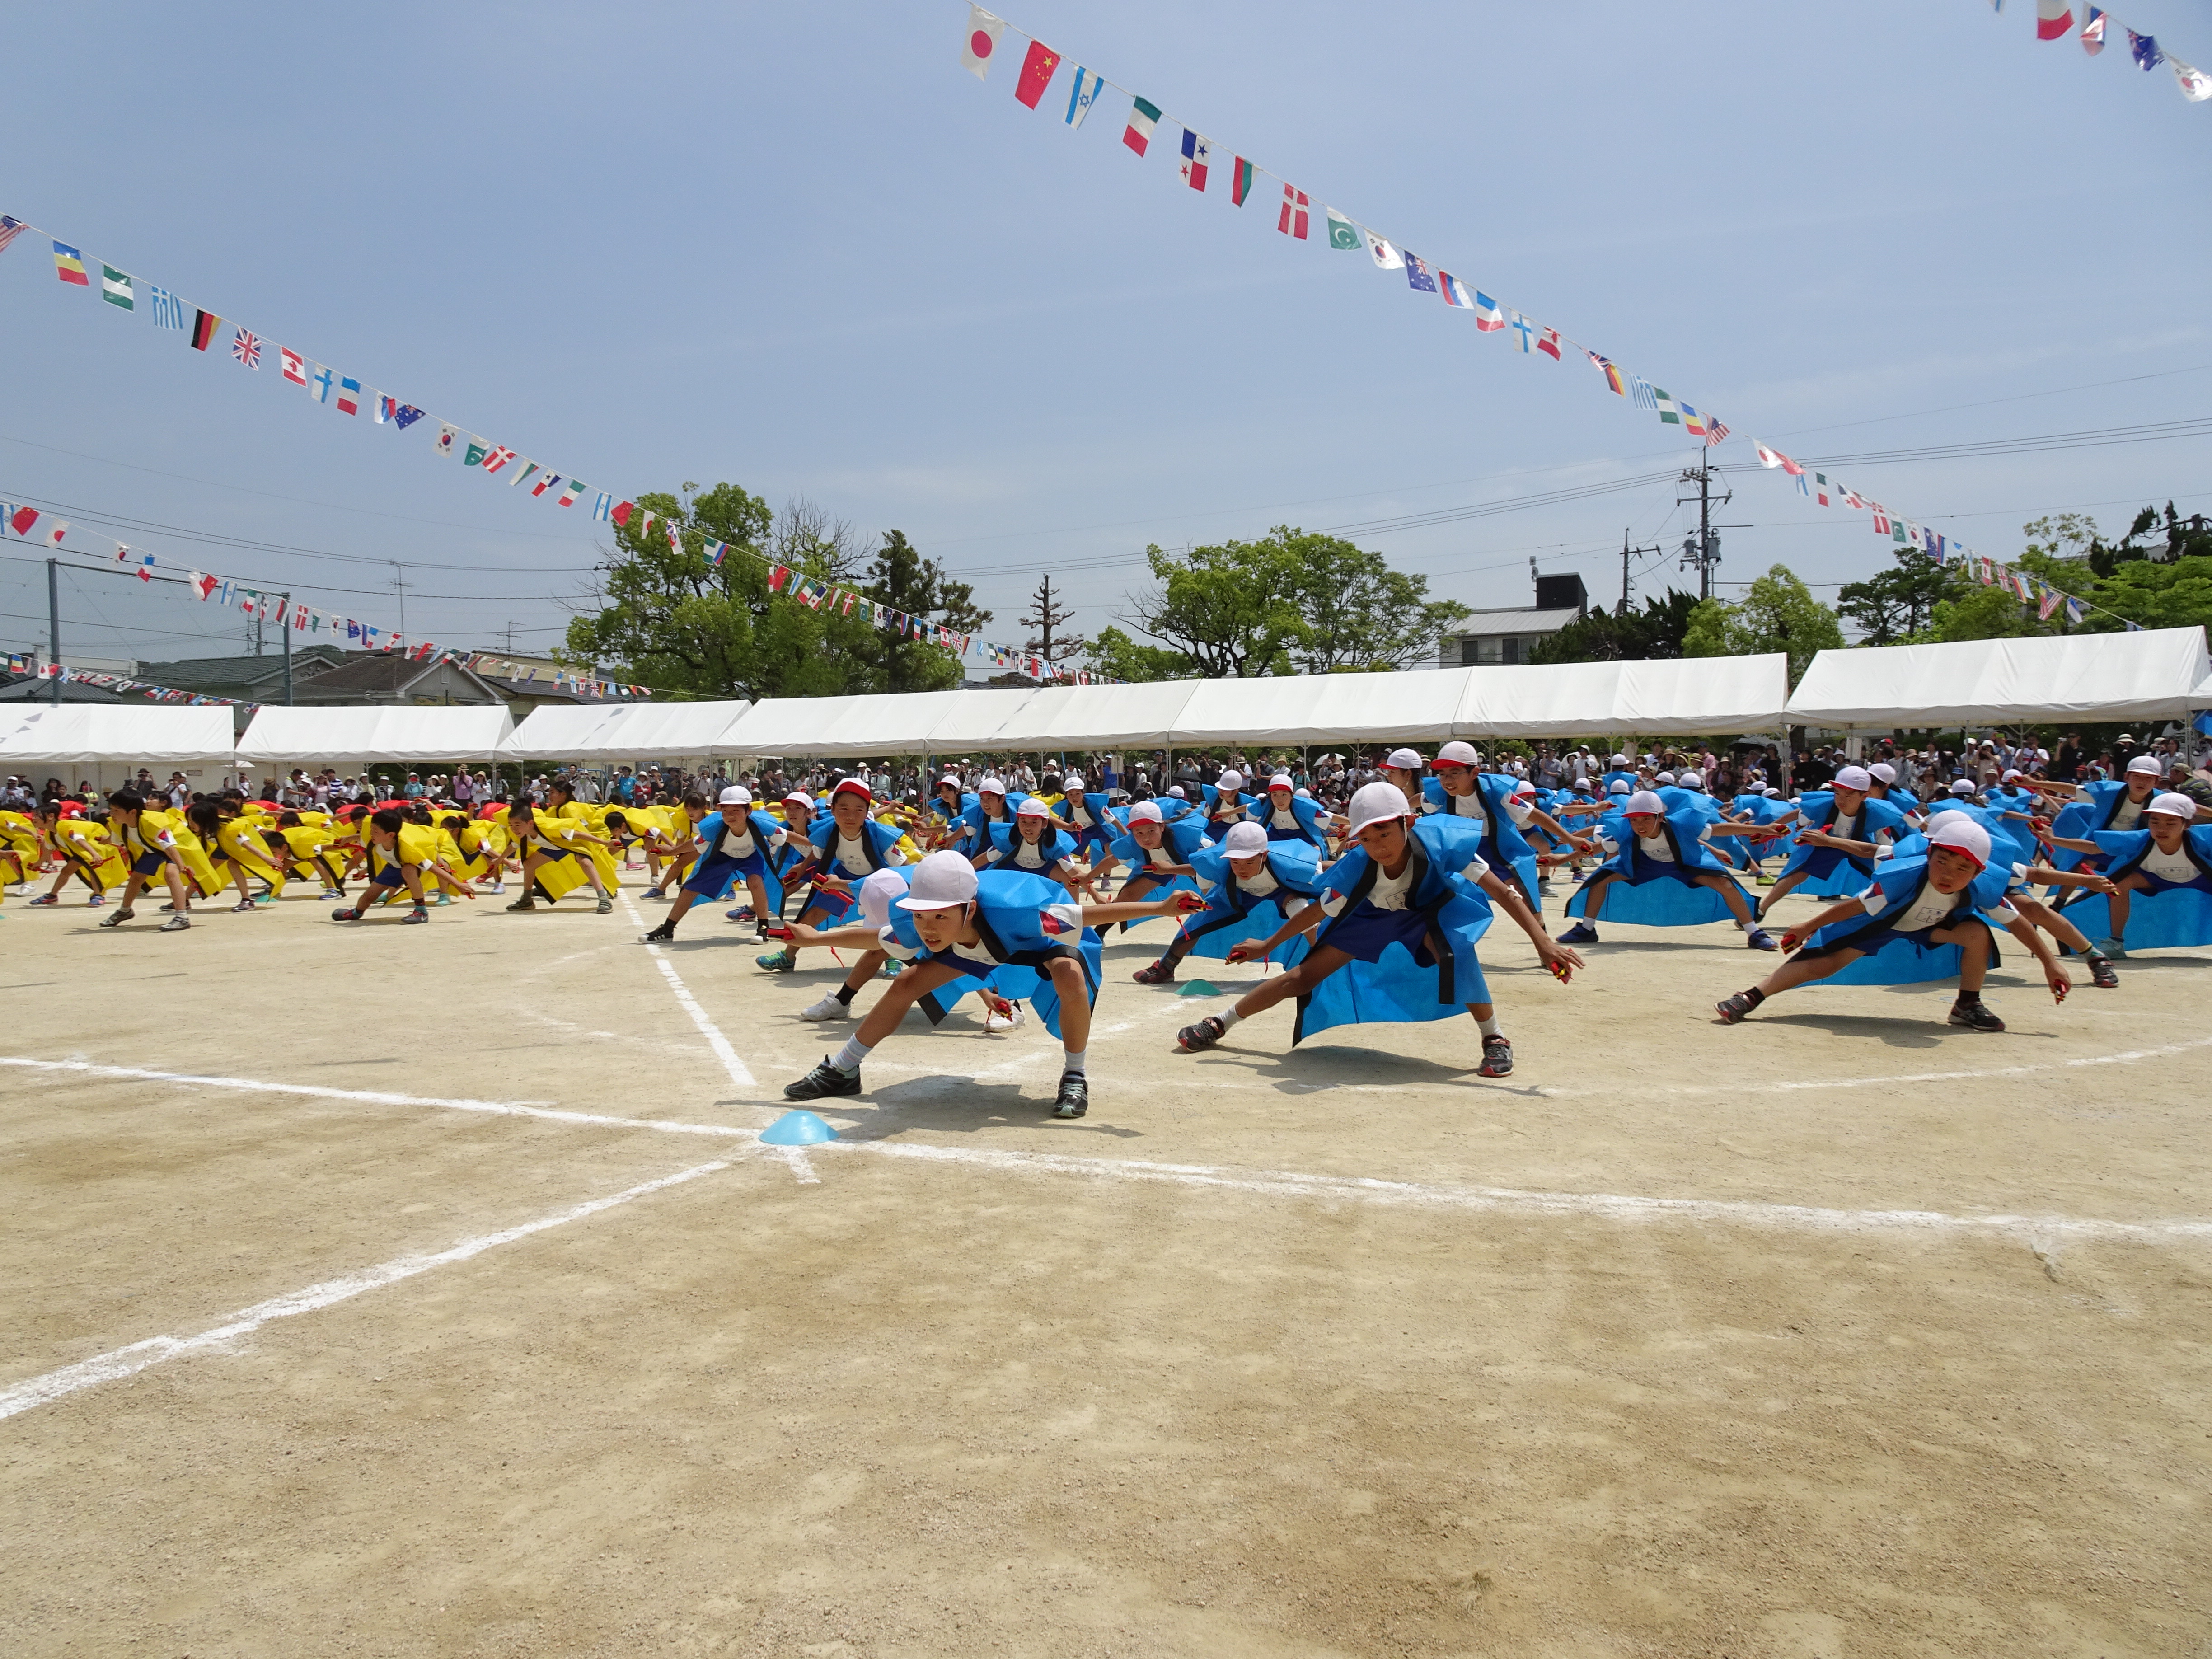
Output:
[1999,0,2212,101]
[0,212,1109,689]
[957,4,2169,632]
[1747,439,2145,631]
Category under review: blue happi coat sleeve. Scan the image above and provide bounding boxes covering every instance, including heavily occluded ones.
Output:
[1177,839,1323,964]
[2058,824,2212,950]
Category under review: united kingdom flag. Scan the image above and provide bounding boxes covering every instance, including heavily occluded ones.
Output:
[230,328,261,370]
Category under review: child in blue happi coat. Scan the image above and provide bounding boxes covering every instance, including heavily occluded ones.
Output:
[1756,764,1911,914]
[784,866,1019,1033]
[1101,799,1210,925]
[1250,773,1338,850]
[2042,754,2168,872]
[944,774,1024,859]
[1559,791,1780,949]
[1715,814,2072,1031]
[1047,769,1118,886]
[1414,741,1549,909]
[2046,791,2212,957]
[1198,768,1262,839]
[1174,783,1581,1078]
[639,785,787,945]
[782,852,1201,1120]
[760,778,912,972]
[1889,802,2122,987]
[976,797,1083,895]
[1131,820,1326,984]
[928,773,979,841]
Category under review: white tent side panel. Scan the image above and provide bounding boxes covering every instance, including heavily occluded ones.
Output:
[1614,655,1791,736]
[724,692,975,758]
[1786,628,2212,730]
[0,705,236,766]
[501,700,753,762]
[1454,661,1622,737]
[993,682,1203,750]
[917,689,1049,755]
[1175,668,1473,745]
[236,706,516,764]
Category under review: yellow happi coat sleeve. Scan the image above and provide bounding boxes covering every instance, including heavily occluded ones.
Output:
[215,817,286,885]
[137,808,227,898]
[60,820,128,891]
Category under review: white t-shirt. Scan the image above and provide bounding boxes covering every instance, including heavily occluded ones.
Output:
[2142,841,2198,882]
[1440,789,1487,829]
[833,830,907,873]
[1143,842,1179,871]
[2109,795,2146,832]
[718,819,761,859]
[1269,805,1303,832]
[1861,879,2015,932]
[1238,865,1280,898]
[1065,797,1094,829]
[1005,835,1054,870]
[1635,832,1676,863]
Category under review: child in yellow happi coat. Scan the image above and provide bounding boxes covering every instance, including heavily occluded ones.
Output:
[28,807,126,907]
[187,802,286,913]
[99,790,220,932]
[331,809,476,924]
[503,801,617,914]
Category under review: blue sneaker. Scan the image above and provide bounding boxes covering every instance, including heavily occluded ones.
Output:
[1746,927,1781,951]
[755,949,796,971]
[1556,920,1599,945]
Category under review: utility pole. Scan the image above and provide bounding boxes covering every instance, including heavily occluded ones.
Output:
[278,591,294,706]
[390,560,408,641]
[47,557,62,705]
[1619,530,1662,611]
[1676,463,1735,601]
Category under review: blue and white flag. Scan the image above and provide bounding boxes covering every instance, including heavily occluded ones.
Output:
[1631,377,1658,410]
[593,492,614,522]
[1064,66,1105,127]
[149,287,187,330]
[308,362,336,404]
[2064,596,2085,626]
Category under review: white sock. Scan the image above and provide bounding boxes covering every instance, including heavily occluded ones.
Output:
[1061,1048,1086,1075]
[830,1035,872,1075]
[1476,1016,1502,1039]
[1218,1007,1243,1029]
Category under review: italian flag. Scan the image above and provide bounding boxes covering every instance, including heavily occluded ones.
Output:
[1123,96,1160,156]
[556,479,584,507]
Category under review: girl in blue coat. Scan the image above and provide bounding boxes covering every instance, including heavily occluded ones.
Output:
[1756,765,1911,914]
[782,852,1200,1120]
[1102,800,1211,924]
[1198,769,1261,838]
[1174,784,1581,1078]
[760,778,912,972]
[1416,741,1545,909]
[928,773,979,842]
[946,775,1024,859]
[639,785,787,944]
[1715,815,2071,1031]
[2048,792,2212,956]
[1256,773,1338,849]
[977,797,1082,895]
[1560,791,1780,948]
[1132,821,1325,984]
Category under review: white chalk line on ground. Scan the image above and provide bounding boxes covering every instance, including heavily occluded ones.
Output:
[0,1158,736,1422]
[620,892,755,1088]
[9,1052,2208,1246]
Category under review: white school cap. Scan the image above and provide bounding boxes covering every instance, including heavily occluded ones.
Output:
[1015,796,1050,819]
[1869,762,1898,784]
[717,785,751,806]
[1833,765,1873,792]
[1168,784,1187,798]
[1611,753,1629,765]
[1221,821,1270,855]
[1269,773,1294,790]
[1293,787,1313,799]
[1346,781,1414,835]
[1675,772,1704,792]
[2001,768,2023,783]
[1384,748,1425,771]
[1128,800,1165,825]
[1435,741,1480,767]
[830,777,873,804]
[1062,772,1084,789]
[938,773,963,788]
[1510,779,1538,798]
[857,868,909,929]
[896,850,979,910]
[2126,755,2164,777]
[782,790,815,817]
[2149,792,2196,819]
[1608,778,1632,795]
[1763,787,1783,798]
[1654,770,1676,785]
[1625,790,1666,816]
[1216,769,1245,792]
[1950,778,1978,795]
[1926,815,1992,870]
[977,775,1007,795]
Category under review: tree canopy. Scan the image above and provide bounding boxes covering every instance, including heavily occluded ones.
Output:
[1683,564,1844,685]
[1528,590,1702,664]
[1110,526,1470,680]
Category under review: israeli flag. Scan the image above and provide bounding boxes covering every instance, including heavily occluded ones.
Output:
[1065,66,1104,127]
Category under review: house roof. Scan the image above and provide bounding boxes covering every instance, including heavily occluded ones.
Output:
[1448,606,1586,639]
[135,646,350,688]
[289,652,503,703]
[0,674,132,704]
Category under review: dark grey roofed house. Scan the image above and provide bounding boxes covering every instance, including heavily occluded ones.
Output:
[133,645,351,705]
[1438,572,1588,667]
[0,673,132,704]
[288,651,505,706]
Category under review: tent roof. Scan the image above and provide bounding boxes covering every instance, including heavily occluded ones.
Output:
[984,681,1202,750]
[1176,668,1473,746]
[1450,656,1792,738]
[1785,628,2212,730]
[724,691,982,758]
[236,705,516,763]
[0,704,236,765]
[501,700,753,761]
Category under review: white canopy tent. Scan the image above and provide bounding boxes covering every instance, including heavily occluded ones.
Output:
[0,705,236,767]
[1785,627,2212,731]
[501,700,753,763]
[236,705,516,764]
[984,681,1202,751]
[721,691,984,759]
[1176,668,1475,747]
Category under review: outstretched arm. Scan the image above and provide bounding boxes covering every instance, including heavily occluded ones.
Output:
[1775,896,1868,952]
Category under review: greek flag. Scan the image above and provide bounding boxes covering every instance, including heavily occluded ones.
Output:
[149,287,188,330]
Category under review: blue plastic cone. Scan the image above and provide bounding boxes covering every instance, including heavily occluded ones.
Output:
[761,1109,838,1145]
[1178,979,1222,998]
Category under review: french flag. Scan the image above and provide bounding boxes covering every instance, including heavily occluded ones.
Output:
[2037,0,2074,41]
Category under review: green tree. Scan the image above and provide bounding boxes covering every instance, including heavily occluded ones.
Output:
[562,482,882,700]
[1927,583,2051,642]
[1528,590,1702,664]
[1273,530,1472,672]
[1682,564,1844,686]
[1121,534,1307,677]
[856,530,993,694]
[1837,548,1955,644]
[1090,624,1195,682]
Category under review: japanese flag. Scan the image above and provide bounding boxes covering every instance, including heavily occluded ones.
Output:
[960,5,1005,79]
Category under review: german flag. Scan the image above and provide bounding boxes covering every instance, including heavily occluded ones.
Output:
[190,309,221,351]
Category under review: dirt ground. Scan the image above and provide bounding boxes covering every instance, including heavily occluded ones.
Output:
[3,870,2208,1659]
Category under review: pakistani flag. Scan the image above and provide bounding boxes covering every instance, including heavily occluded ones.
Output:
[463,439,490,468]
[1326,208,1359,250]
[100,265,133,310]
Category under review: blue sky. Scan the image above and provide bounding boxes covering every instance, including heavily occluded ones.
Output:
[2,0,2206,676]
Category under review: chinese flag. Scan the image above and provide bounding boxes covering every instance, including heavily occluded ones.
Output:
[1014,39,1060,108]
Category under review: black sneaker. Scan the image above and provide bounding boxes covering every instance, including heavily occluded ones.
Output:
[784,1057,862,1101]
[1476,1034,1513,1077]
[1715,989,1764,1024]
[641,923,675,943]
[1177,1015,1227,1053]
[1948,998,2006,1032]
[506,895,536,912]
[2086,954,2119,989]
[1052,1073,1089,1118]
[1132,958,1176,985]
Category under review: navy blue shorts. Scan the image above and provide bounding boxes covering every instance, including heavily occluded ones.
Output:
[131,850,169,876]
[1790,844,1870,881]
[1796,914,1989,963]
[1320,902,1438,967]
[682,847,763,897]
[370,863,409,888]
[2137,870,2212,896]
[1626,851,1708,886]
